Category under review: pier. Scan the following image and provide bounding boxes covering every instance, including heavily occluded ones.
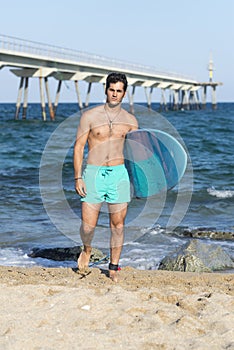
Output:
[0,34,222,120]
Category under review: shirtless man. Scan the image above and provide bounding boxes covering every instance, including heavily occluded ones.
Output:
[74,72,138,282]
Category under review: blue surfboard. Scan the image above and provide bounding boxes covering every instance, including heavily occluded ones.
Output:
[124,129,187,198]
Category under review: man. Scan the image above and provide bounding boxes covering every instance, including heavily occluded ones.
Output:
[74,72,138,282]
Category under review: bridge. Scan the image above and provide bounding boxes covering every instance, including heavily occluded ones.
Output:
[0,34,221,120]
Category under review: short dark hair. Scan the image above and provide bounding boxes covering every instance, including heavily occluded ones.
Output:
[105,72,128,93]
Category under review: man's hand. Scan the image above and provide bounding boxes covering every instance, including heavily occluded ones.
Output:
[75,179,87,197]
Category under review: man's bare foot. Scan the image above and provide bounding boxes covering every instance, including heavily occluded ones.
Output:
[77,251,91,271]
[109,270,118,282]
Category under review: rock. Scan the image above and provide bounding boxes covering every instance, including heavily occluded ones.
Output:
[28,246,107,263]
[158,240,234,272]
[177,228,234,240]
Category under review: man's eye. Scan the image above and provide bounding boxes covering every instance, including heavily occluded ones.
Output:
[109,88,123,93]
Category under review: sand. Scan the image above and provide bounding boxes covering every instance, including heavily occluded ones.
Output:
[0,265,233,350]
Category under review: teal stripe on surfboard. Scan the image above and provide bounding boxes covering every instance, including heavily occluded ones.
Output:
[124,129,187,198]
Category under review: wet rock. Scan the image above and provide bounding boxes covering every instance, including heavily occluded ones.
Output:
[28,246,107,263]
[178,228,234,241]
[158,240,234,272]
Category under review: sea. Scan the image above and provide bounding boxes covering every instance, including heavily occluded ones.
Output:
[0,102,233,270]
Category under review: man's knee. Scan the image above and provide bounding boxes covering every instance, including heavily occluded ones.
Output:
[80,222,95,235]
[111,221,124,230]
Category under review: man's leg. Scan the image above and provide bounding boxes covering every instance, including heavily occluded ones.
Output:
[108,203,128,282]
[78,201,102,270]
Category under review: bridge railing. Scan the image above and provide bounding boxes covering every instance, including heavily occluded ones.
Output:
[0,33,196,82]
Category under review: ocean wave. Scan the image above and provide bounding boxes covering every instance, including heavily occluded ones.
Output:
[0,247,76,268]
[207,187,234,199]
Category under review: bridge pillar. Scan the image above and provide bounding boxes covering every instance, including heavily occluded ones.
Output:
[44,77,55,120]
[160,89,168,111]
[144,87,154,108]
[185,91,190,110]
[212,85,217,110]
[172,90,179,110]
[189,90,200,110]
[150,87,154,107]
[128,86,136,106]
[15,77,24,120]
[196,91,201,109]
[202,86,207,109]
[181,90,189,110]
[127,90,132,106]
[54,80,62,116]
[22,77,29,119]
[39,77,47,121]
[85,82,92,107]
[189,91,195,109]
[74,80,83,109]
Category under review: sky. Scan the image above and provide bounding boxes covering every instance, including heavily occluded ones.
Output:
[0,0,233,103]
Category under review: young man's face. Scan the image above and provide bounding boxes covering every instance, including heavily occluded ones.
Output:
[106,82,126,106]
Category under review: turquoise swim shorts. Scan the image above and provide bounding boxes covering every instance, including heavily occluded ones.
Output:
[81,164,130,204]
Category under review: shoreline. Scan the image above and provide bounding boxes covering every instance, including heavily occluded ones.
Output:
[1,265,234,288]
[0,266,233,349]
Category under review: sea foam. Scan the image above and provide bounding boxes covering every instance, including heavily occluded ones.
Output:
[207,187,234,199]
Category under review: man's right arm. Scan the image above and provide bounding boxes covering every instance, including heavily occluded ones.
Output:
[73,114,90,197]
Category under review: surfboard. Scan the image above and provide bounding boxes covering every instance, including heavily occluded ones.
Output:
[124,129,187,198]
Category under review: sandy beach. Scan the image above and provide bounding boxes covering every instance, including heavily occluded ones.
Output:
[0,266,233,350]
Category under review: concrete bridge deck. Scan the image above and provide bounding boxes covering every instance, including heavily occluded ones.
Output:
[0,34,221,119]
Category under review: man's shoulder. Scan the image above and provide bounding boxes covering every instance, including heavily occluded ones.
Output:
[87,104,103,112]
[122,109,138,125]
[82,105,103,117]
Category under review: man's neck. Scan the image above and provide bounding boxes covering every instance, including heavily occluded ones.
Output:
[105,102,121,111]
